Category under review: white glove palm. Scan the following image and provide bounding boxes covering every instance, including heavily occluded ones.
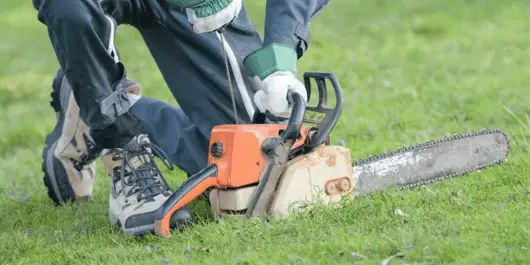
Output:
[254,71,308,117]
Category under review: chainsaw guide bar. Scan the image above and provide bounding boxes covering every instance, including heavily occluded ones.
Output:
[351,128,511,198]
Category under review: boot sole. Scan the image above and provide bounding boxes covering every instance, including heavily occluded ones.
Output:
[42,70,76,205]
[42,119,77,205]
[108,209,157,236]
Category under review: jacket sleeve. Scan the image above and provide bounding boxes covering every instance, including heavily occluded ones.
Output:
[263,0,330,59]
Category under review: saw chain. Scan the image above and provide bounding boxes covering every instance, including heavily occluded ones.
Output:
[351,128,511,197]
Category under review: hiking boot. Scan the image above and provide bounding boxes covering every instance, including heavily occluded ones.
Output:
[42,68,142,205]
[102,134,195,236]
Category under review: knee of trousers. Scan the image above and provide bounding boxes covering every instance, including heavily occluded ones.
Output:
[51,66,134,129]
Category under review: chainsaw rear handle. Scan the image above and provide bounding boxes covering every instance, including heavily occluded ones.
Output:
[250,89,306,141]
[303,72,343,149]
[154,165,218,237]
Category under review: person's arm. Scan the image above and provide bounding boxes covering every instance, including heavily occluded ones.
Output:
[244,0,330,116]
[263,0,330,60]
[164,0,331,115]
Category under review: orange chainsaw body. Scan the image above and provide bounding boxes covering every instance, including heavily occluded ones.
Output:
[208,124,310,187]
[154,123,311,237]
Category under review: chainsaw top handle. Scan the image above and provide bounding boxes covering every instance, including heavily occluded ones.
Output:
[303,72,343,149]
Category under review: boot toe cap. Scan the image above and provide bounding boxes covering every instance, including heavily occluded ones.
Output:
[123,206,196,233]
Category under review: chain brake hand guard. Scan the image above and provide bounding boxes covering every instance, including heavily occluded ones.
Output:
[302,72,344,149]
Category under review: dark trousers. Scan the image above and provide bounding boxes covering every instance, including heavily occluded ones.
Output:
[32,0,264,175]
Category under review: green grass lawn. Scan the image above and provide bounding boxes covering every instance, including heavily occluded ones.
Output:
[1,0,529,264]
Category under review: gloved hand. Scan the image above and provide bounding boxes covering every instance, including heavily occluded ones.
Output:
[244,43,308,117]
[252,72,307,117]
[166,0,242,33]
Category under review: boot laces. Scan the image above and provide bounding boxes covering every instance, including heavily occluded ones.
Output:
[118,141,174,202]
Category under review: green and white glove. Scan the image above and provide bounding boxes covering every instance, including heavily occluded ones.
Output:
[166,0,242,33]
[244,43,308,117]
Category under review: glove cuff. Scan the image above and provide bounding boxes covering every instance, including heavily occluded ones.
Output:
[167,0,234,18]
[192,0,235,18]
[244,43,298,80]
[166,0,203,8]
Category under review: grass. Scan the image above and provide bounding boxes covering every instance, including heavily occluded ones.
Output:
[0,0,529,264]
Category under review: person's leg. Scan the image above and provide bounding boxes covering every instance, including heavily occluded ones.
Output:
[33,0,193,235]
[129,97,209,176]
[127,1,264,176]
[32,0,145,147]
[33,0,146,203]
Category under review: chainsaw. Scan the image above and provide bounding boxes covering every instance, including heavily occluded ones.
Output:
[153,72,510,237]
